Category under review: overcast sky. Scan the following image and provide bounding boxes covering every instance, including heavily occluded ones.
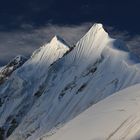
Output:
[0,0,140,66]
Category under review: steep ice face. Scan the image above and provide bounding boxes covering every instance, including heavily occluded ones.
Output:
[0,36,69,139]
[8,24,140,140]
[0,55,27,84]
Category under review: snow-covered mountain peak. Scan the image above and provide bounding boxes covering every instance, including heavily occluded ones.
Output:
[75,23,139,66]
[51,35,62,42]
[90,23,104,30]
[49,35,69,49]
[30,35,69,62]
[86,23,108,36]
[76,23,108,49]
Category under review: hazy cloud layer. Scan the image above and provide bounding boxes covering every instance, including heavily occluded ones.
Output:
[0,23,92,65]
[106,26,140,54]
[0,23,139,66]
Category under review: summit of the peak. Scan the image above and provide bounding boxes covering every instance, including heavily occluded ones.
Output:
[76,23,108,48]
[50,35,70,48]
[51,35,60,41]
[93,23,103,28]
[54,35,63,41]
[88,23,107,34]
[51,35,64,43]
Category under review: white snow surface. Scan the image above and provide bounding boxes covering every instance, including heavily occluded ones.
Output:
[0,36,69,138]
[44,83,140,140]
[0,23,140,140]
[7,23,140,140]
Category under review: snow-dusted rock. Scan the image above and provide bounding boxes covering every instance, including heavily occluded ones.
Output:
[0,55,27,84]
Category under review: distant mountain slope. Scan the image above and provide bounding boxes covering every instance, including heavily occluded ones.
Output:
[8,24,140,140]
[0,36,69,139]
[0,55,27,84]
[44,83,140,140]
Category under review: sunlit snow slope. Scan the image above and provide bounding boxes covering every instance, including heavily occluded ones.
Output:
[0,36,69,139]
[8,24,140,140]
[45,84,140,140]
